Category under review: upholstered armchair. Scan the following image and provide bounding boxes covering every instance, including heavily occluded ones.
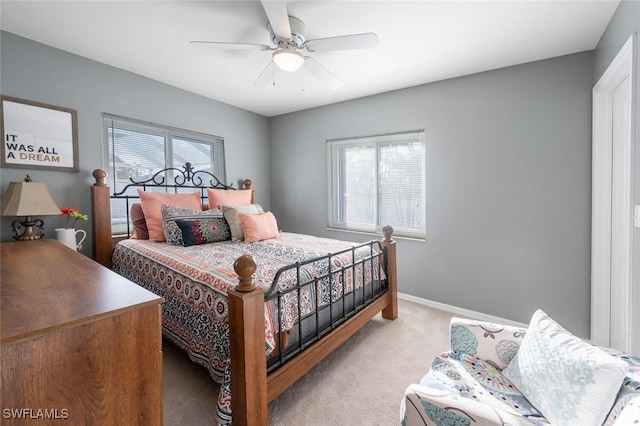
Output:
[401,314,640,426]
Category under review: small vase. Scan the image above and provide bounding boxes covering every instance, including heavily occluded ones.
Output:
[55,228,86,251]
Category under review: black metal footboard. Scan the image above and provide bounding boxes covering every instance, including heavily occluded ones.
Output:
[265,240,388,373]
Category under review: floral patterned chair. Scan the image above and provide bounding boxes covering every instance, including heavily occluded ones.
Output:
[400,313,640,426]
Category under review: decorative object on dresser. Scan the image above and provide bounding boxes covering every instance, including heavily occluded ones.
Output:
[54,227,86,251]
[56,207,88,250]
[0,174,61,240]
[91,163,398,425]
[0,239,164,424]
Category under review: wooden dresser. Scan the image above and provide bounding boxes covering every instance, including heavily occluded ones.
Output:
[1,239,163,424]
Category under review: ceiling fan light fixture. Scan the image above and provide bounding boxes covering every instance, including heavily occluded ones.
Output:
[272,47,304,72]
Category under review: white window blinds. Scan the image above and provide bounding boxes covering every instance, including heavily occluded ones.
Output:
[327,130,425,239]
[101,114,225,234]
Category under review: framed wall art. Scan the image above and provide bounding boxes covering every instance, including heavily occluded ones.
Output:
[1,96,79,172]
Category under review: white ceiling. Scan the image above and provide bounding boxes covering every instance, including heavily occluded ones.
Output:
[0,0,620,117]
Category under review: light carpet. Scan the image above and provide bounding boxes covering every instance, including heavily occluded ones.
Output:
[163,299,459,426]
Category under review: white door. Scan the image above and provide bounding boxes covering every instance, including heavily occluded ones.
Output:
[609,73,632,352]
[592,34,636,353]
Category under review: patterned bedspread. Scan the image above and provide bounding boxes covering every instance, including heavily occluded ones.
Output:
[111,232,382,425]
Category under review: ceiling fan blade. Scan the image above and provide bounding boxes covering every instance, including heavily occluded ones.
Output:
[261,0,291,40]
[191,41,271,51]
[254,61,278,87]
[305,33,379,52]
[303,57,343,90]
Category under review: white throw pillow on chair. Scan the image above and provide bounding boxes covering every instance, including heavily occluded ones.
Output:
[503,309,627,426]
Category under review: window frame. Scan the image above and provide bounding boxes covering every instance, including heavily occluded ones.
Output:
[101,113,226,235]
[326,130,426,239]
[102,113,226,187]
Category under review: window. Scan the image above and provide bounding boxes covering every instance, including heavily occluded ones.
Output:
[327,130,425,239]
[102,114,225,233]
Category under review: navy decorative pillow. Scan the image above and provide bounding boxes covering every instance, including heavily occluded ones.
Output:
[175,217,231,246]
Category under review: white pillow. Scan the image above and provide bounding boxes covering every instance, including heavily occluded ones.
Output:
[503,310,627,426]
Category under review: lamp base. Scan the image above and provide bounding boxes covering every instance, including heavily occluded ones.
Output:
[11,216,46,241]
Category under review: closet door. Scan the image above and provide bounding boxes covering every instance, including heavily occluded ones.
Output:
[591,34,636,354]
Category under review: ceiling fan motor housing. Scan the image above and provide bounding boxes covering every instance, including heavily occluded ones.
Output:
[269,16,307,48]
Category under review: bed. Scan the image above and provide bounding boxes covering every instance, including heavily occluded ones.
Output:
[90,164,398,425]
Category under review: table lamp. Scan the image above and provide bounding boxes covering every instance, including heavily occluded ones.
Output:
[1,175,61,240]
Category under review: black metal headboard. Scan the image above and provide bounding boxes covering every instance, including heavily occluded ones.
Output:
[109,162,243,238]
[113,161,234,196]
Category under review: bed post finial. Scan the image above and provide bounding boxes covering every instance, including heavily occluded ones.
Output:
[243,179,252,190]
[382,225,394,242]
[234,254,257,292]
[93,169,107,186]
[228,254,267,425]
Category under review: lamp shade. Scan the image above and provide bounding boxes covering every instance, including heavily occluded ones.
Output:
[272,47,305,72]
[1,180,61,217]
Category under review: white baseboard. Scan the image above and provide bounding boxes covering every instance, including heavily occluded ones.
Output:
[398,292,529,329]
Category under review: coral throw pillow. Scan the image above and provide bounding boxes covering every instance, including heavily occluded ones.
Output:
[207,188,253,209]
[222,204,263,241]
[238,211,279,243]
[137,190,202,242]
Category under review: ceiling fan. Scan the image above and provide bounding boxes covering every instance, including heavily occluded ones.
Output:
[190,0,379,89]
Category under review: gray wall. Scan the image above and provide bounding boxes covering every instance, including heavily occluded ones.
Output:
[1,29,598,337]
[0,31,271,255]
[593,0,640,354]
[270,52,594,337]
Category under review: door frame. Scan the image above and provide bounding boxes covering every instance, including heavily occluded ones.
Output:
[591,34,636,349]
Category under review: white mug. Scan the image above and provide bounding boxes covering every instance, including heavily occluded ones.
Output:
[55,228,87,251]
